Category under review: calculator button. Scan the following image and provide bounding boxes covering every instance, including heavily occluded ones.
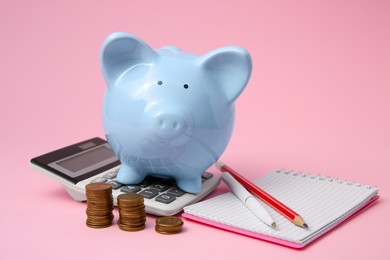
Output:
[120,185,141,193]
[149,183,170,192]
[108,180,122,190]
[139,189,159,199]
[155,194,176,204]
[159,178,176,186]
[166,187,185,197]
[139,178,154,188]
[104,171,117,179]
[91,177,107,183]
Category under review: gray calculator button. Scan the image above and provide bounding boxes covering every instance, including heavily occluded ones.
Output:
[108,180,122,190]
[149,183,170,192]
[139,189,159,199]
[155,194,176,204]
[91,177,107,183]
[120,185,141,193]
[139,179,153,188]
[166,187,185,197]
[202,172,213,180]
[104,171,117,179]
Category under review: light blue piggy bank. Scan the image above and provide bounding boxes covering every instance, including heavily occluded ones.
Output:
[101,32,252,193]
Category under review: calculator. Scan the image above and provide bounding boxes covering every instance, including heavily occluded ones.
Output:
[30,137,221,216]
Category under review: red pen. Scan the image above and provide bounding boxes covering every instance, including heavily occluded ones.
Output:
[215,161,309,229]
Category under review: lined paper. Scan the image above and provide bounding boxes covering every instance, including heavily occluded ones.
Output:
[183,170,378,245]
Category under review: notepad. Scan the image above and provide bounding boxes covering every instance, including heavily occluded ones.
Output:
[183,169,379,248]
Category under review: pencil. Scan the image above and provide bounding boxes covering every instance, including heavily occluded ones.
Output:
[215,161,309,229]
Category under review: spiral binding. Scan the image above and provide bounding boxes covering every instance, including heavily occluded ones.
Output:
[276,169,376,190]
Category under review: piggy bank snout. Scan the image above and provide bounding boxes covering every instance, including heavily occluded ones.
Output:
[152,113,187,139]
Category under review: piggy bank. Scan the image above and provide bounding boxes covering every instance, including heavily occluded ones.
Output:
[101,32,252,193]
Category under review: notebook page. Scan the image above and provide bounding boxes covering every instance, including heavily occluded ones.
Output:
[184,170,378,245]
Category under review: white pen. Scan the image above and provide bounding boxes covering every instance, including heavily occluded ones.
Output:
[222,172,276,228]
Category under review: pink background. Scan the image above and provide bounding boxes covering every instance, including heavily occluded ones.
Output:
[1,0,389,259]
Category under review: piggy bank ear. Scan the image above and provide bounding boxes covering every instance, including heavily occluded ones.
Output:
[200,46,252,104]
[100,32,157,86]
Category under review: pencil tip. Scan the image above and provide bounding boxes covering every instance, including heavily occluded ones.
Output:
[294,215,308,229]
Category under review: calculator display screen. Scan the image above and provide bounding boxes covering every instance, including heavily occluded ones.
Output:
[46,144,119,181]
[57,146,115,173]
[31,138,120,184]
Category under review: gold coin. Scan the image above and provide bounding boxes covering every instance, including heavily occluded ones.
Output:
[119,221,146,227]
[85,182,114,229]
[119,215,146,221]
[155,224,183,232]
[156,216,183,227]
[87,197,113,203]
[120,218,146,225]
[86,195,113,200]
[117,220,145,232]
[87,213,114,219]
[86,182,112,190]
[87,205,113,211]
[117,193,144,204]
[155,225,183,233]
[86,203,112,208]
[87,218,113,225]
[87,200,113,205]
[118,208,144,214]
[86,216,113,228]
[119,209,146,215]
[86,208,113,214]
[155,216,183,234]
[86,220,113,227]
[87,187,112,192]
[86,222,112,229]
[155,228,181,235]
[118,204,144,209]
[116,193,147,232]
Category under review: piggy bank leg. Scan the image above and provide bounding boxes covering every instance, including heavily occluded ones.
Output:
[176,176,202,194]
[116,164,145,184]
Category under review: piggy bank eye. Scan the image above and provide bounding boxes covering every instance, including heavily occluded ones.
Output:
[183,84,189,89]
[157,81,163,85]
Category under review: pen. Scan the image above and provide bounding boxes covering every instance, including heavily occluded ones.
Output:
[222,172,276,228]
[216,161,309,229]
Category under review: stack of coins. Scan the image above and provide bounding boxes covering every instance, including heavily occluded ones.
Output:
[155,216,184,235]
[85,183,114,228]
[117,193,146,232]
